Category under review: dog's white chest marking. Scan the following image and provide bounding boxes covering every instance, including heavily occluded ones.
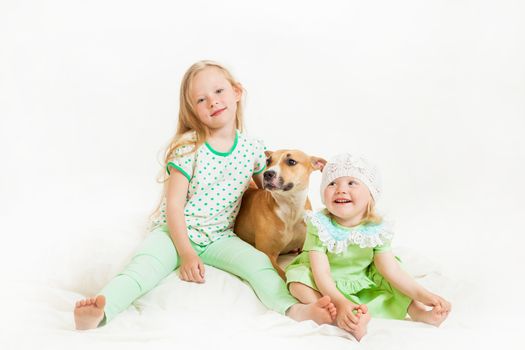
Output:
[273,190,308,238]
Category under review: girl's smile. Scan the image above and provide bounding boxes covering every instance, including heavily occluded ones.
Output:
[211,107,227,117]
[333,197,352,204]
[191,67,241,132]
[324,176,371,227]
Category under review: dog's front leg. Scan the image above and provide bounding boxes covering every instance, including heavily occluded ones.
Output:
[256,242,286,280]
[268,254,286,280]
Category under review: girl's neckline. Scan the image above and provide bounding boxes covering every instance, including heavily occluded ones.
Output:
[204,130,239,157]
[326,213,364,231]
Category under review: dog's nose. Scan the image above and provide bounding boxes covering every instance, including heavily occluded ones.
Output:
[264,170,276,181]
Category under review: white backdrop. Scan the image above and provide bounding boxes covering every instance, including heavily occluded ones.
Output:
[1,0,524,347]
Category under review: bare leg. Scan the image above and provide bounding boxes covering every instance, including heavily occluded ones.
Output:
[408,300,449,327]
[74,295,106,330]
[289,282,323,303]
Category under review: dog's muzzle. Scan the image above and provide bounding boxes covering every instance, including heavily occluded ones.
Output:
[263,170,294,191]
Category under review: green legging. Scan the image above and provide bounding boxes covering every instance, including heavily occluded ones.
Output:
[99,227,297,325]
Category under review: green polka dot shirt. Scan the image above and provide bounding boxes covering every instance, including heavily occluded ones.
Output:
[151,130,267,246]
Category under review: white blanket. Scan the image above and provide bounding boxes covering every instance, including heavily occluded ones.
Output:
[0,200,513,350]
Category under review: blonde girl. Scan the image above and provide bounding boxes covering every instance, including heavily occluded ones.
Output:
[285,154,451,341]
[73,61,336,329]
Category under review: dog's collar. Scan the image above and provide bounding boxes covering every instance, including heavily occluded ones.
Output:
[305,210,394,254]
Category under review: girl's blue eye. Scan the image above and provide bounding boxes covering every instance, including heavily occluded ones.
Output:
[349,181,357,186]
[328,182,335,186]
[197,98,205,104]
[216,88,224,94]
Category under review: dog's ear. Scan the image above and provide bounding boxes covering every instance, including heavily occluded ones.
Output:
[310,157,327,171]
[264,150,273,158]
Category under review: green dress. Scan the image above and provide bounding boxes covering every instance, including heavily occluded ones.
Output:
[285,210,411,320]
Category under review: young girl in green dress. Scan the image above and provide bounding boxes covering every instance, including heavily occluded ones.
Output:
[285,153,451,341]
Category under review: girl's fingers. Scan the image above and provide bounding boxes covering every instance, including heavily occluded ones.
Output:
[179,269,188,281]
[439,299,450,312]
[181,267,192,281]
[347,311,358,324]
[344,313,358,327]
[180,264,205,283]
[359,304,368,314]
[186,268,194,282]
[344,317,357,331]
[193,267,204,283]
[337,319,350,332]
[338,314,357,332]
[198,261,205,279]
[188,267,199,282]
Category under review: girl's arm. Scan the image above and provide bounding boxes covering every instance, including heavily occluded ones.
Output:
[373,252,448,309]
[310,251,347,306]
[166,170,205,283]
[310,251,362,330]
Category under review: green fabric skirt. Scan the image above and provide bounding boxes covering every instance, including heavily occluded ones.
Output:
[286,262,411,320]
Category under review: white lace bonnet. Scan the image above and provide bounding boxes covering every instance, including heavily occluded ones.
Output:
[320,153,381,204]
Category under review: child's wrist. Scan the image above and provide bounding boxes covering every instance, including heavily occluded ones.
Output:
[414,289,431,302]
[179,248,197,259]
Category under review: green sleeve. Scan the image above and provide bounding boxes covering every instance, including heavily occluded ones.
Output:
[166,144,195,181]
[303,221,327,253]
[373,240,392,253]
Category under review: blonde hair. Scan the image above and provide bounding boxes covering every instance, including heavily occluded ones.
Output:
[324,199,382,226]
[362,199,382,225]
[150,61,245,222]
[159,60,245,183]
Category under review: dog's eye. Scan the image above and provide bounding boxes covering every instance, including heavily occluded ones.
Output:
[287,159,297,166]
[266,157,272,166]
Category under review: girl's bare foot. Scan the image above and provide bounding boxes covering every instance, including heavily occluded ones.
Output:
[74,295,106,330]
[287,295,336,324]
[408,300,449,327]
[351,309,371,341]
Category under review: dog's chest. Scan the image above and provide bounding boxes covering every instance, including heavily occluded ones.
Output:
[275,204,305,239]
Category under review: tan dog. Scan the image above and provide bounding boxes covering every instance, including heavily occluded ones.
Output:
[234,150,326,279]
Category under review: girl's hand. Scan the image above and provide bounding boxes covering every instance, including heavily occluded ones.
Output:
[179,252,205,283]
[335,301,365,332]
[420,292,451,313]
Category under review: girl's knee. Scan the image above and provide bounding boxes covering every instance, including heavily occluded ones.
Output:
[123,254,174,292]
[288,282,307,296]
[288,282,300,293]
[236,251,276,279]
